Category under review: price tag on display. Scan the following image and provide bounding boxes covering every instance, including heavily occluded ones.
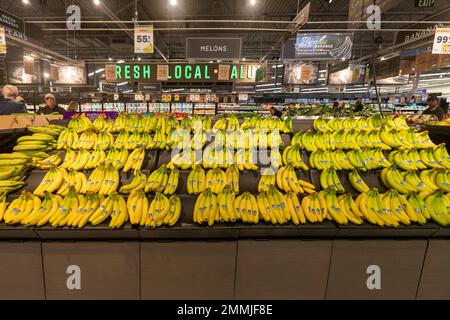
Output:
[134,25,154,54]
[0,27,6,54]
[432,28,450,54]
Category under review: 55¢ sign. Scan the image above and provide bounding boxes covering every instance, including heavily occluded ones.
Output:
[134,25,154,54]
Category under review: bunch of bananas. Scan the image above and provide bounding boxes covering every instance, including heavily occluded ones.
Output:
[144,193,181,227]
[356,189,421,227]
[379,127,435,149]
[95,131,114,150]
[419,145,450,169]
[313,115,409,133]
[282,145,309,169]
[21,193,62,227]
[144,165,179,195]
[147,130,168,150]
[241,115,291,133]
[225,164,239,193]
[309,149,390,171]
[390,149,427,171]
[113,130,130,149]
[58,170,87,196]
[256,186,290,224]
[14,132,57,155]
[66,149,91,171]
[123,147,146,172]
[205,168,228,194]
[57,129,78,149]
[72,131,97,150]
[92,114,107,131]
[67,114,92,133]
[190,131,207,150]
[85,149,107,170]
[202,147,233,169]
[423,191,450,226]
[119,170,147,194]
[105,147,129,169]
[348,170,370,193]
[320,168,345,193]
[187,165,207,195]
[89,193,128,228]
[258,174,275,192]
[276,165,316,194]
[0,153,30,193]
[33,167,66,196]
[33,152,63,169]
[2,191,41,225]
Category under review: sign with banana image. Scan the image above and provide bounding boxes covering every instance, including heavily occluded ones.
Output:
[295,33,353,60]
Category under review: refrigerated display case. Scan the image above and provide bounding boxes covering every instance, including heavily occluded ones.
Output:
[194,102,216,115]
[127,103,148,113]
[81,102,102,112]
[103,102,125,112]
[148,103,170,113]
[172,102,193,114]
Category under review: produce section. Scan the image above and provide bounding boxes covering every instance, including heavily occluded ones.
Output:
[0,113,448,232]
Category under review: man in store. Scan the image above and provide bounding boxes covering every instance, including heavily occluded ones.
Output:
[422,96,445,121]
[353,99,364,112]
[270,106,283,118]
[0,85,27,115]
[37,93,66,115]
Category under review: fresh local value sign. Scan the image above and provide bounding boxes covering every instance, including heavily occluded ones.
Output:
[432,28,450,54]
[110,64,266,82]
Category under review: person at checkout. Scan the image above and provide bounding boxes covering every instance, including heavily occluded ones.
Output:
[422,96,445,121]
[37,93,66,115]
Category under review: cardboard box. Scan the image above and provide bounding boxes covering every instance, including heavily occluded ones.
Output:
[417,240,450,299]
[326,240,427,300]
[141,241,237,299]
[43,241,140,299]
[235,240,332,299]
[0,242,45,299]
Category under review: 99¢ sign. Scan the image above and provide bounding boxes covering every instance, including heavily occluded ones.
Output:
[134,25,154,54]
[432,28,450,54]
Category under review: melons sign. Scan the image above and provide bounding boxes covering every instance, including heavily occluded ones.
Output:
[107,63,267,83]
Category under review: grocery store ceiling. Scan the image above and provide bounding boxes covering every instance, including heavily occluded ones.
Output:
[1,0,450,63]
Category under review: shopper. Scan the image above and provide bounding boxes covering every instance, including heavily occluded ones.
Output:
[269,106,283,118]
[353,99,364,112]
[0,85,27,115]
[37,93,66,115]
[338,101,346,109]
[15,96,27,110]
[422,96,445,121]
[66,101,80,112]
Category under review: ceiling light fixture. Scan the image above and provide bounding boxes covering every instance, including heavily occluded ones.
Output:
[117,59,125,64]
[43,72,50,78]
[22,0,29,4]
[242,58,246,61]
[108,57,112,61]
[169,0,177,6]
[93,0,101,6]
[137,57,142,61]
[250,0,256,5]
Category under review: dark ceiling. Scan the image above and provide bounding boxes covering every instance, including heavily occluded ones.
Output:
[1,0,449,62]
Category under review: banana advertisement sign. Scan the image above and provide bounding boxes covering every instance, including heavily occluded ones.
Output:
[295,33,353,60]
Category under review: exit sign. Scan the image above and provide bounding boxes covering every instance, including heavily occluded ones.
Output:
[415,0,435,7]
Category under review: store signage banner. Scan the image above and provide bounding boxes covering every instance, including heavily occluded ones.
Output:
[295,33,353,60]
[186,38,241,59]
[394,10,449,46]
[432,28,450,54]
[134,25,154,54]
[114,63,267,83]
[52,65,86,84]
[0,9,27,40]
[328,63,366,85]
[233,83,256,93]
[0,27,5,54]
[63,112,118,120]
[283,62,319,85]
[138,83,161,92]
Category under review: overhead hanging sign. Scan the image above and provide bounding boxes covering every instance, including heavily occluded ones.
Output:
[432,28,450,54]
[186,38,242,59]
[0,27,5,54]
[138,83,161,93]
[283,62,319,85]
[134,25,154,54]
[233,83,256,93]
[290,2,310,34]
[113,63,268,83]
[295,33,353,60]
[328,63,366,85]
[0,9,27,40]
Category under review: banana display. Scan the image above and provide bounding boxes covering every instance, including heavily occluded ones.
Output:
[2,112,450,231]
